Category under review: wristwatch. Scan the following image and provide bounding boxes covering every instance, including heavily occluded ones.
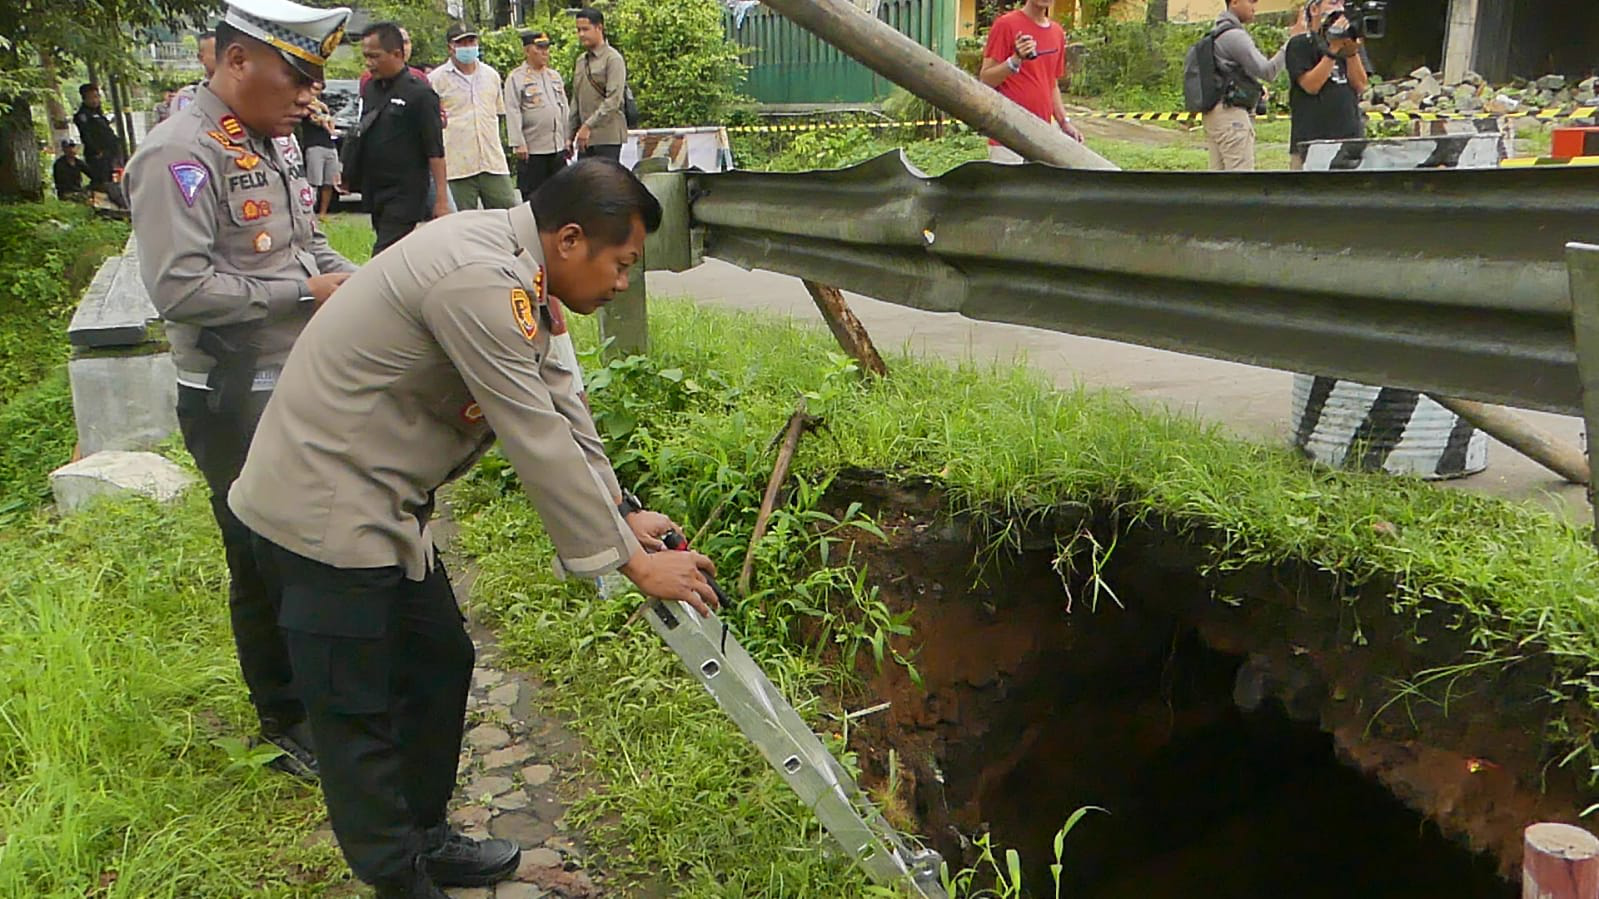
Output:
[617,489,643,517]
[1005,56,1022,74]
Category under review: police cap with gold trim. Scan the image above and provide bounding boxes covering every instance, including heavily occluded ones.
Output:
[222,0,350,81]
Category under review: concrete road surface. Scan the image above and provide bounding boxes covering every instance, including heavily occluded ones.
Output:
[650,260,1591,522]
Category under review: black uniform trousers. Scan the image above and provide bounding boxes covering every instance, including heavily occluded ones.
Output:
[517,151,567,201]
[371,202,421,257]
[175,385,303,730]
[254,536,475,886]
[581,144,622,161]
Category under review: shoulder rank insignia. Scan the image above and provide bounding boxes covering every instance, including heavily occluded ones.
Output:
[510,287,539,342]
[220,114,246,140]
[533,266,547,303]
[168,161,209,208]
[461,402,484,424]
[207,129,261,170]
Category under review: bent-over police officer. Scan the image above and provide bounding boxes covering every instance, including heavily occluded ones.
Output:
[125,0,357,779]
[227,159,719,898]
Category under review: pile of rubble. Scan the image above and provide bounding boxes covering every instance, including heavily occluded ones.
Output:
[1364,68,1599,116]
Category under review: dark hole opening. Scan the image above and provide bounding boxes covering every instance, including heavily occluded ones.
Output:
[934,626,1512,898]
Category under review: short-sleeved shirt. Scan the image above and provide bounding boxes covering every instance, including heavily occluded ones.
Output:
[429,60,511,179]
[1286,34,1363,156]
[982,9,1065,143]
[358,69,445,213]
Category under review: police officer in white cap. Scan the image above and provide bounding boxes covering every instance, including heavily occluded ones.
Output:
[124,0,357,782]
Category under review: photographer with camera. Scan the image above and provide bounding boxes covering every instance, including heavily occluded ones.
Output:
[1202,0,1303,171]
[1286,0,1369,169]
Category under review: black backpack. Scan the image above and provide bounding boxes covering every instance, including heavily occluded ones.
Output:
[1182,22,1239,113]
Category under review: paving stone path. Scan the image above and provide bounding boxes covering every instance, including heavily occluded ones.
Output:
[440,622,608,899]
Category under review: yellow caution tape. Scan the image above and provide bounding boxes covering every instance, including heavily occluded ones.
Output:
[1499,155,1599,168]
[726,107,1599,134]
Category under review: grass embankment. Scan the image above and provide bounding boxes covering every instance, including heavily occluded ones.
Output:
[0,493,345,897]
[448,301,1599,896]
[0,201,128,519]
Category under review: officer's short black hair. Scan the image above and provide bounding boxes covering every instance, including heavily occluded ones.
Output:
[214,21,248,57]
[198,29,215,42]
[533,159,661,249]
[575,7,604,28]
[79,82,98,98]
[364,21,406,54]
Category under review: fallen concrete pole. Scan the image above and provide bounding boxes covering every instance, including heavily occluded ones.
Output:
[758,0,1119,171]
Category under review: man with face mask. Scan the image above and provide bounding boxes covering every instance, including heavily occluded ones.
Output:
[124,0,357,781]
[429,22,517,210]
[229,158,719,898]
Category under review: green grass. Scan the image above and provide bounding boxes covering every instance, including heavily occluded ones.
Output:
[0,491,346,897]
[0,366,76,521]
[447,300,1599,895]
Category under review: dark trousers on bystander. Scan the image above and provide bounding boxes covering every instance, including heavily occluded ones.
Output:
[253,537,475,886]
[517,151,568,201]
[580,144,622,161]
[175,385,304,731]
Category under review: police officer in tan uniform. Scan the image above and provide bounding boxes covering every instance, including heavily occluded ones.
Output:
[228,159,718,899]
[125,0,356,780]
[504,30,570,201]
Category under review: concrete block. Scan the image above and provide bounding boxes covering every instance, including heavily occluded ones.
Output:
[68,242,160,349]
[69,352,178,454]
[50,451,194,513]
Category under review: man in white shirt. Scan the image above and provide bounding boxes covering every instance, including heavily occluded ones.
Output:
[428,22,517,210]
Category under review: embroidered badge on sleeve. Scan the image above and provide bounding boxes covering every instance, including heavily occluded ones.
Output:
[510,288,539,342]
[169,161,210,207]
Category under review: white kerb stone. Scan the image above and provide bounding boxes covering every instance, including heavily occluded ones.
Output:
[50,451,194,513]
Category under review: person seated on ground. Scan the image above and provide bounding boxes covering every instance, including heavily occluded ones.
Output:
[53,139,94,201]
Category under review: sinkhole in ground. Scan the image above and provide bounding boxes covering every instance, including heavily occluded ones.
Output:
[826,474,1586,898]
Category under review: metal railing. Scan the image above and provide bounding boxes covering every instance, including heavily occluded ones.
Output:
[683,152,1599,418]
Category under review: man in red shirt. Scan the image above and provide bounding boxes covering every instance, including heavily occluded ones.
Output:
[980,0,1084,163]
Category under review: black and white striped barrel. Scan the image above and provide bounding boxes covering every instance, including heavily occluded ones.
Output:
[1290,375,1487,479]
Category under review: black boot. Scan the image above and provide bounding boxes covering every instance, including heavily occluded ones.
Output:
[372,859,450,899]
[422,825,520,887]
[260,720,319,782]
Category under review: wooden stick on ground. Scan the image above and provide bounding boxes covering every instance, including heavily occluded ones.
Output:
[740,397,814,599]
[803,280,890,379]
[1426,394,1590,486]
[1522,822,1599,899]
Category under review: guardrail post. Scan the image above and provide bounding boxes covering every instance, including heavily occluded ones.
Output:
[599,250,649,362]
[1523,822,1599,898]
[1566,242,1599,544]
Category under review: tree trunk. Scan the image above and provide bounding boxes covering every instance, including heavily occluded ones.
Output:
[1145,0,1169,24]
[41,50,72,153]
[0,98,44,200]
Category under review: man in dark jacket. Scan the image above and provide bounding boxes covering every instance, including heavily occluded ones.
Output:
[355,21,451,254]
[73,83,125,195]
[52,139,93,200]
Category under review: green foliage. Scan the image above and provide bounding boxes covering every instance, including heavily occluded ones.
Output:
[1069,21,1290,111]
[0,491,342,896]
[0,200,129,401]
[604,0,749,127]
[0,366,74,521]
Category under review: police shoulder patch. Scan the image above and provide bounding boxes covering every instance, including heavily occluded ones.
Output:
[169,161,209,207]
[510,288,539,342]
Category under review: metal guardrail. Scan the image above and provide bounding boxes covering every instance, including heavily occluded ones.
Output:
[686,152,1599,418]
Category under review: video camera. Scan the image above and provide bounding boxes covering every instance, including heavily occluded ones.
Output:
[1305,0,1388,50]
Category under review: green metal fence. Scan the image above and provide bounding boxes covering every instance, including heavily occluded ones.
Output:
[726,0,956,105]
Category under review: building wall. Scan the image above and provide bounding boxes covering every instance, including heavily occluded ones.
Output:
[1166,0,1299,23]
[959,0,977,36]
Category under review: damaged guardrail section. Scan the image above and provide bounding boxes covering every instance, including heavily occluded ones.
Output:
[685,153,1599,418]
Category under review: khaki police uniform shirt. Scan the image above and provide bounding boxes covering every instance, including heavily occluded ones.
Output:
[228,204,642,582]
[504,63,570,156]
[570,43,627,147]
[126,86,355,380]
